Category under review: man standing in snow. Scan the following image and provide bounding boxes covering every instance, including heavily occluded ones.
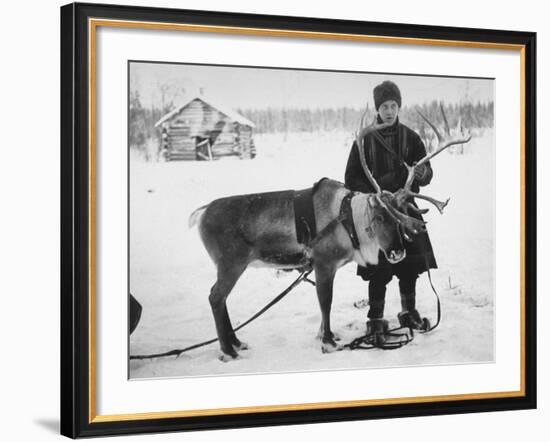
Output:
[344,80,437,344]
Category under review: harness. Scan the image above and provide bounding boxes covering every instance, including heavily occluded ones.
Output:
[292,180,362,252]
[339,192,361,250]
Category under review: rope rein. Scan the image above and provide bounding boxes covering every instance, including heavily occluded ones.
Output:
[129,195,359,361]
[130,268,313,360]
[130,255,440,360]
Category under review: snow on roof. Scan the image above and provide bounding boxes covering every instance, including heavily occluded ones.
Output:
[154,95,255,128]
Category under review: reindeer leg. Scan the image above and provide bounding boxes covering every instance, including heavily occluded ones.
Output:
[314,263,342,353]
[209,262,247,361]
[316,324,341,342]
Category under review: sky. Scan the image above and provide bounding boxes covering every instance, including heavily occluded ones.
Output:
[130,61,494,111]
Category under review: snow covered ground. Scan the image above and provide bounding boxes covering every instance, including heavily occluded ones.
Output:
[129,129,495,379]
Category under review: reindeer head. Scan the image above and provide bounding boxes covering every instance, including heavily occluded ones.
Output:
[354,105,471,260]
[364,191,409,264]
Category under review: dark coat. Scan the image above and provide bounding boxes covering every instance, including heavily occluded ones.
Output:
[344,117,437,280]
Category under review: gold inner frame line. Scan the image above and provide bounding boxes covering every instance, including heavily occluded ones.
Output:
[90,18,525,51]
[88,18,527,424]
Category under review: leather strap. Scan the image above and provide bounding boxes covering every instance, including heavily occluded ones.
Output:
[339,192,361,250]
[293,187,317,246]
[370,125,408,164]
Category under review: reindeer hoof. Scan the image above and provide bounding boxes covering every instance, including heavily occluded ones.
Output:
[218,344,240,362]
[233,340,249,351]
[321,339,343,354]
[218,351,240,362]
[316,329,341,342]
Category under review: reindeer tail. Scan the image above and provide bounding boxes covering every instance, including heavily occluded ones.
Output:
[188,204,208,228]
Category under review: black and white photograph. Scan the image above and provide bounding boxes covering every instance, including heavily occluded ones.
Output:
[0,0,543,439]
[128,61,495,379]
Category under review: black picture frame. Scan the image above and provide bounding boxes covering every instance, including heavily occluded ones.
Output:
[60,2,537,438]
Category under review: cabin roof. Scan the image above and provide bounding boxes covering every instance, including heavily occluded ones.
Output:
[154,95,255,128]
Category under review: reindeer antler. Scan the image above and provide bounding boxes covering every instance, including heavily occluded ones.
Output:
[355,110,390,195]
[415,106,472,169]
[395,105,472,214]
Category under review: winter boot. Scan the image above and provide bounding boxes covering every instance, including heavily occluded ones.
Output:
[397,309,430,331]
[366,318,389,347]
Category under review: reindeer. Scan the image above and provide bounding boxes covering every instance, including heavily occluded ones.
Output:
[188,110,471,361]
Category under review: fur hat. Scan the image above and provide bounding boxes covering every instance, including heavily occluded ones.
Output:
[373,80,402,110]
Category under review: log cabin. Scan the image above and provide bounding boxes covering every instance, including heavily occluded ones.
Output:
[154,94,256,161]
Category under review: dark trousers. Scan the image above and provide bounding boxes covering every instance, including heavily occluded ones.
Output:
[367,265,419,319]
